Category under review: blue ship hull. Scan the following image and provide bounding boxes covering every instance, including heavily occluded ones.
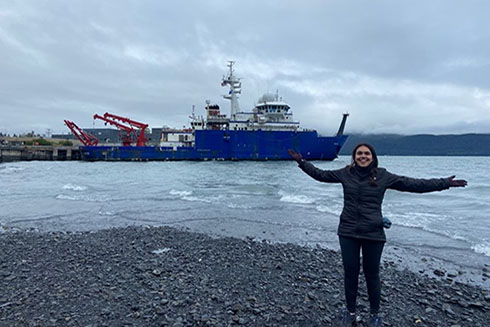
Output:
[80,130,348,161]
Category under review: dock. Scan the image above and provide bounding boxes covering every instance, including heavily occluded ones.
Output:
[0,145,81,162]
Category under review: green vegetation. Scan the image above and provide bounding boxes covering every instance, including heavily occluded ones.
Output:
[340,134,490,156]
[24,138,53,146]
[58,140,74,146]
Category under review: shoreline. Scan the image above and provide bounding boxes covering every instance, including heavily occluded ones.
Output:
[3,222,489,291]
[1,226,489,326]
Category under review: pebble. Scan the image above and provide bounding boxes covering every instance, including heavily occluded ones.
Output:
[0,226,489,326]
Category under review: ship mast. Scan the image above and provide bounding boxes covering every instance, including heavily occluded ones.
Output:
[221,61,241,119]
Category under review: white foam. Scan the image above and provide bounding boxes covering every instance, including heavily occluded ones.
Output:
[472,243,490,257]
[280,194,315,204]
[182,196,212,203]
[170,189,223,204]
[315,205,340,215]
[62,184,87,191]
[169,189,192,197]
[56,194,109,202]
[152,248,171,254]
[56,194,79,201]
[98,210,116,216]
[227,203,252,209]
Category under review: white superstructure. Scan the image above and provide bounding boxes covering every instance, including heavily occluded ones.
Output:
[163,61,301,146]
[228,91,300,131]
[190,61,300,132]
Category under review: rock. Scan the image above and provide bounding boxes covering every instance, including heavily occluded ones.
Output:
[4,275,16,281]
[469,301,484,309]
[305,292,316,301]
[443,305,456,316]
[433,269,445,277]
[247,296,257,303]
[231,304,243,313]
[1,226,489,327]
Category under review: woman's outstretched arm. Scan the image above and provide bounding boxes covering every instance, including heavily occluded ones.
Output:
[387,171,467,193]
[288,149,343,183]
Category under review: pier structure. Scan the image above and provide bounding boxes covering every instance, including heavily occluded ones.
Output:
[0,145,81,162]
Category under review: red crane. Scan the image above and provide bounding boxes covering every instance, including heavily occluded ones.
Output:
[64,120,99,146]
[93,112,148,146]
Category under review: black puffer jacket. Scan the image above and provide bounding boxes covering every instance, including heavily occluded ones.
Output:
[299,161,451,242]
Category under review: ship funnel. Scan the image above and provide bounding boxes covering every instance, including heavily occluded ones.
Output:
[336,113,349,136]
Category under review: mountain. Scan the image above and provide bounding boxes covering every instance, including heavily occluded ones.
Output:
[339,134,490,156]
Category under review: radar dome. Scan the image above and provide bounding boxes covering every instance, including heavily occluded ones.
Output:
[258,93,276,103]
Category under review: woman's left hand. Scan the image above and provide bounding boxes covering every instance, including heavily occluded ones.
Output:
[288,149,303,164]
[447,175,468,187]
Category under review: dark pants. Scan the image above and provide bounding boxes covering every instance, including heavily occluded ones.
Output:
[339,236,385,314]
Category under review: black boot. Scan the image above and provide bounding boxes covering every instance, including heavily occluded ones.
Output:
[333,310,356,326]
[368,314,382,327]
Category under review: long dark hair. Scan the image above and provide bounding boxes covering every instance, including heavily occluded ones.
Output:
[350,143,378,186]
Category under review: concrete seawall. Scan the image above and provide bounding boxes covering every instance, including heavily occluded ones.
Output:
[0,145,81,162]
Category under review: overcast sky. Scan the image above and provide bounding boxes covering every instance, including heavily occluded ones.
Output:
[1,0,490,136]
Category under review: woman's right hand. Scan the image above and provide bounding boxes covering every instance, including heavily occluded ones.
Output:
[446,175,468,187]
[288,149,303,164]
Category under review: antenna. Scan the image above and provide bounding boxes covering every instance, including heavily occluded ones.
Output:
[222,61,241,118]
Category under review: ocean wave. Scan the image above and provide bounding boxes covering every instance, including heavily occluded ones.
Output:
[226,203,253,209]
[0,166,25,174]
[8,214,66,224]
[56,194,110,202]
[472,243,490,257]
[169,189,227,204]
[62,184,88,191]
[56,194,80,201]
[182,195,212,203]
[279,193,315,204]
[169,189,192,197]
[98,210,116,216]
[315,205,340,215]
[233,184,278,196]
[394,218,469,243]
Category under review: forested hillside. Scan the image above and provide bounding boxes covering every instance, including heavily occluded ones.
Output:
[339,134,490,156]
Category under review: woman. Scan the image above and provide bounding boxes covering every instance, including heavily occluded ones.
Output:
[288,144,467,327]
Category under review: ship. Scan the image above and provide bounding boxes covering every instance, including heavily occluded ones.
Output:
[76,62,349,161]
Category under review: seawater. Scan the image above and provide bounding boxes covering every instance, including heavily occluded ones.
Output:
[1,157,489,286]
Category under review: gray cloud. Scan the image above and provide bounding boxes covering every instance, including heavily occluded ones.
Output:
[1,0,489,136]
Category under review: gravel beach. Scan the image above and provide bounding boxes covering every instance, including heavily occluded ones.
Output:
[1,226,489,326]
